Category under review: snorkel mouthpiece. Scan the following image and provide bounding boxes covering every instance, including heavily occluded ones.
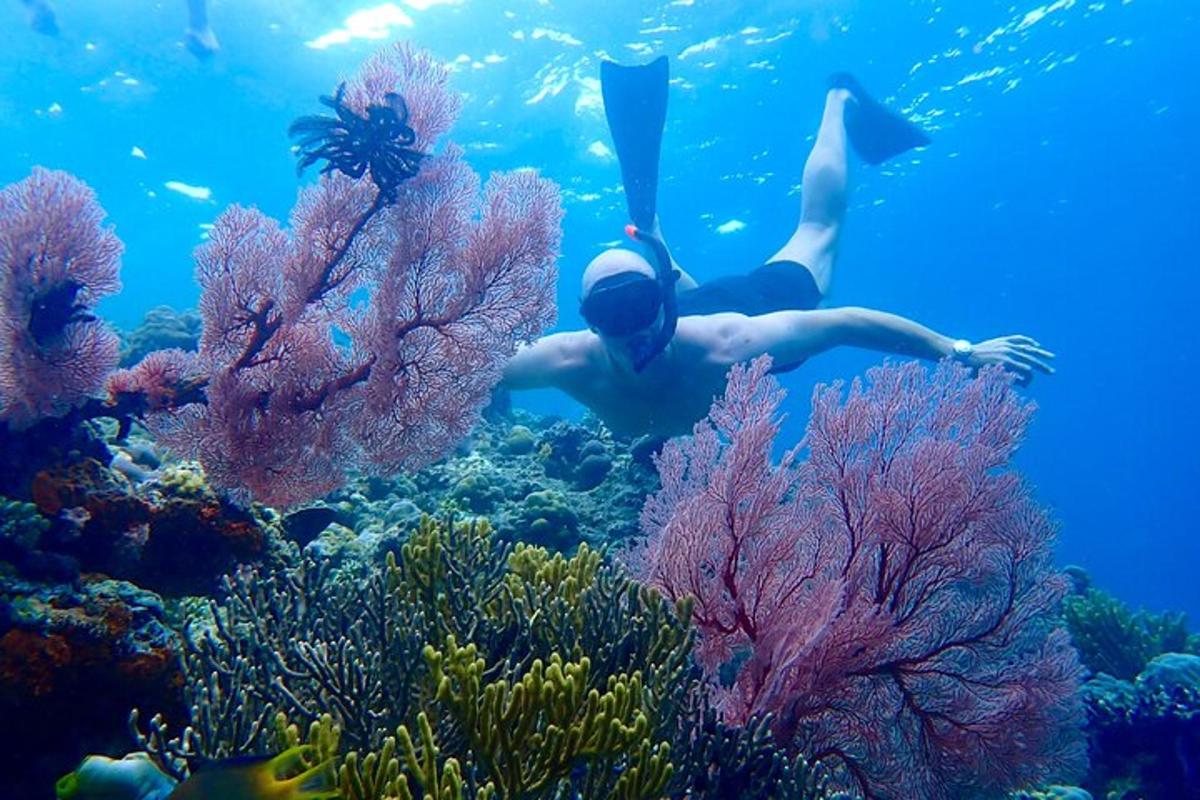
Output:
[620,224,678,372]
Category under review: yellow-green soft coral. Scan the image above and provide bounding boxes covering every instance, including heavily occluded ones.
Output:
[337,713,496,800]
[426,636,672,799]
[487,543,602,657]
[504,542,602,603]
[389,515,508,644]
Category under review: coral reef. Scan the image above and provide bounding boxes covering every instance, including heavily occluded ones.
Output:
[2,43,561,510]
[0,406,115,496]
[29,392,1200,800]
[0,497,65,580]
[424,637,672,798]
[513,489,579,550]
[327,410,657,560]
[1009,788,1094,800]
[537,420,617,490]
[672,702,856,800]
[499,424,536,455]
[448,462,507,514]
[630,357,1086,799]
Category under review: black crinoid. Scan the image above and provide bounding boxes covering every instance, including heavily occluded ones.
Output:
[28,279,95,346]
[288,82,426,203]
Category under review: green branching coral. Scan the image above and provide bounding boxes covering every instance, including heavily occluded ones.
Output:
[664,699,857,800]
[426,636,671,798]
[336,712,495,800]
[488,543,695,751]
[126,511,835,800]
[1063,586,1199,680]
[392,515,511,650]
[131,514,699,800]
[131,552,429,773]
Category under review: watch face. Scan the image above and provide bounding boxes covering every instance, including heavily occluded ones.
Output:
[954,340,972,356]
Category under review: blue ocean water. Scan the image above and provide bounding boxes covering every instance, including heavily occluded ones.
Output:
[1,0,1196,618]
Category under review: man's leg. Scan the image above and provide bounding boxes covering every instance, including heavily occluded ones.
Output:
[185,0,220,57]
[764,88,852,298]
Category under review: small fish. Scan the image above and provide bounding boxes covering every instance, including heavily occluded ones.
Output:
[283,506,337,548]
[168,748,338,799]
[58,747,338,800]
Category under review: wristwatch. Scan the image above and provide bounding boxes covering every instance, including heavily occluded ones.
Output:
[951,339,974,361]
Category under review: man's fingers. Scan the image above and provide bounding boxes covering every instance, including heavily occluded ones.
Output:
[1009,349,1055,374]
[1022,353,1055,374]
[1025,345,1055,360]
[1005,356,1031,375]
[1007,335,1040,347]
[1008,358,1033,385]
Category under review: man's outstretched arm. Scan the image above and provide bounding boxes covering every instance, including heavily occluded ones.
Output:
[501,332,592,391]
[716,307,1055,382]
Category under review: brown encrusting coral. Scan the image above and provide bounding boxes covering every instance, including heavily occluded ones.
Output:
[29,457,267,596]
[0,574,183,798]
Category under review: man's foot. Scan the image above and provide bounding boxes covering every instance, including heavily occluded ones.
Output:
[23,0,59,36]
[829,72,930,164]
[185,25,220,58]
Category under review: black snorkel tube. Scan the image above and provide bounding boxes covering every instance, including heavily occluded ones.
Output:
[623,223,679,372]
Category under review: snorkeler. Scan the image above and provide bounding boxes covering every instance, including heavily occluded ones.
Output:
[16,0,218,57]
[501,59,1056,437]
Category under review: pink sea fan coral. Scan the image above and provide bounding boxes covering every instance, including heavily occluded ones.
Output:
[630,357,1086,799]
[142,44,561,507]
[106,348,201,413]
[0,168,122,428]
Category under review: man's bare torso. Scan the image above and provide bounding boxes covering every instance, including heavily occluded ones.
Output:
[556,317,740,437]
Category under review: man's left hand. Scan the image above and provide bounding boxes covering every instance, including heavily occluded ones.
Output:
[968,335,1056,384]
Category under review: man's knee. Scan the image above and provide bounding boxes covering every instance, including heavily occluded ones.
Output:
[791,221,839,259]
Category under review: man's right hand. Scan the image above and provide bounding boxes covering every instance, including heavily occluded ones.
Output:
[968,335,1055,384]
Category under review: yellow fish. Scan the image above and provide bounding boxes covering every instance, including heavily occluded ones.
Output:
[57,746,339,800]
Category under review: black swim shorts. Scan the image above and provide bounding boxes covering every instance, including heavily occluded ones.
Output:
[674,259,822,318]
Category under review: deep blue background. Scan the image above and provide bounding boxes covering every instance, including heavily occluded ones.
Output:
[1,0,1196,616]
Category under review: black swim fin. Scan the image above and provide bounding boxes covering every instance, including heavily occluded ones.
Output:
[601,57,669,231]
[829,72,930,164]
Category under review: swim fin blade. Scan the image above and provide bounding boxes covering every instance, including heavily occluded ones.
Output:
[829,72,930,164]
[601,56,669,231]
